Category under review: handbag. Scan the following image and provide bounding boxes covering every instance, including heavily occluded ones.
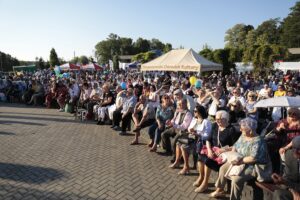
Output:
[200,145,224,165]
[177,131,196,145]
[224,164,246,180]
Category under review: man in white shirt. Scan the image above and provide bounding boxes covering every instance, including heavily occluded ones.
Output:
[227,88,246,107]
[258,84,270,99]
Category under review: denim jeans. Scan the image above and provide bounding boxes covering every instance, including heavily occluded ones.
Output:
[148,122,165,145]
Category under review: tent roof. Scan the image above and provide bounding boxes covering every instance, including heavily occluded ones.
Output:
[13,65,36,69]
[141,48,222,72]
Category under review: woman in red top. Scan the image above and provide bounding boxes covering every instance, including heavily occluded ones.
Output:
[277,108,300,154]
[45,81,56,108]
[55,81,68,111]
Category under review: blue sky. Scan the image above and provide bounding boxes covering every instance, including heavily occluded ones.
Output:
[0,0,298,61]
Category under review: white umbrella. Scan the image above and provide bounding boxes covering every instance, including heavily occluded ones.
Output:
[254,96,300,108]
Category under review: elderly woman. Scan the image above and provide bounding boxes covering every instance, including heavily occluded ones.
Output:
[148,94,174,152]
[55,81,68,112]
[45,81,56,108]
[193,110,239,193]
[210,118,270,199]
[244,91,258,120]
[131,94,156,145]
[277,108,300,155]
[228,100,246,125]
[169,105,211,175]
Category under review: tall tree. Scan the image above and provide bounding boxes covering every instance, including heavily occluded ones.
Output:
[212,49,234,74]
[163,43,172,53]
[199,45,214,61]
[119,37,134,55]
[134,38,150,53]
[280,2,300,48]
[256,18,281,45]
[79,55,89,65]
[0,51,19,71]
[36,57,45,69]
[224,24,254,50]
[150,38,165,51]
[49,48,59,67]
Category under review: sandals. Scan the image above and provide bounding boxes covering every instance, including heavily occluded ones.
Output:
[178,169,190,175]
[209,190,226,198]
[193,181,202,187]
[130,140,139,145]
[147,142,154,148]
[168,163,180,169]
[149,147,157,152]
[194,185,208,193]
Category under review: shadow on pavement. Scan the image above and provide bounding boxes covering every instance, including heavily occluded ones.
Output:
[0,163,67,184]
[0,131,16,135]
[0,111,69,117]
[0,184,103,200]
[0,115,78,124]
[0,120,47,126]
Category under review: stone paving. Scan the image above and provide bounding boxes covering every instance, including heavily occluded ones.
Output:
[0,103,227,200]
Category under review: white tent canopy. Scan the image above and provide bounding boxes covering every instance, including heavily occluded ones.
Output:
[274,62,300,71]
[141,48,223,72]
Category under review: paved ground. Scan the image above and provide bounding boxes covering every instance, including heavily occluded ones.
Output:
[0,103,225,200]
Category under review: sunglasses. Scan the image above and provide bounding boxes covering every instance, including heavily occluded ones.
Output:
[288,112,297,117]
[248,95,255,97]
[193,110,198,113]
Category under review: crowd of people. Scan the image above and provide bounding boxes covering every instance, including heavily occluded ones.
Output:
[0,68,300,199]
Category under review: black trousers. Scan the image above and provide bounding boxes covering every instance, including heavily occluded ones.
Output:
[112,109,132,132]
[112,109,122,127]
[161,128,181,154]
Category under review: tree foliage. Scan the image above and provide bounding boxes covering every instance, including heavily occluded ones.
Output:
[95,33,171,66]
[0,51,19,71]
[224,24,254,50]
[49,48,59,67]
[132,51,156,63]
[35,57,45,69]
[79,55,89,65]
[280,2,300,48]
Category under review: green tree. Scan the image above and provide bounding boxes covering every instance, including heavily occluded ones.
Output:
[112,55,119,70]
[225,24,254,50]
[256,18,281,45]
[252,44,288,74]
[49,48,60,67]
[120,37,134,55]
[134,38,150,53]
[70,56,80,64]
[228,48,243,63]
[213,49,234,74]
[132,51,156,63]
[95,33,121,64]
[163,43,172,53]
[199,45,214,61]
[36,57,45,69]
[132,53,144,62]
[143,51,156,63]
[79,55,89,65]
[0,51,20,71]
[280,2,300,48]
[150,38,165,51]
